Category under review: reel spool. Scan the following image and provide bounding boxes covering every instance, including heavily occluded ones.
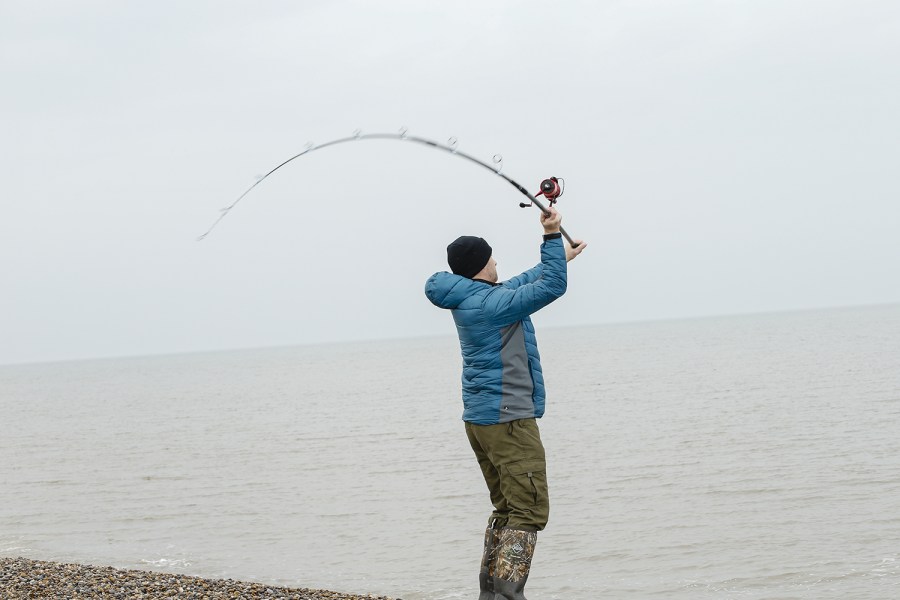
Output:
[520,176,565,208]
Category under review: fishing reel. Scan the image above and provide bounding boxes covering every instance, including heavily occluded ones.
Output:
[520,177,564,208]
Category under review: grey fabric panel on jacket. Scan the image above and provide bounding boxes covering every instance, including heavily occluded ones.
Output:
[499,321,535,420]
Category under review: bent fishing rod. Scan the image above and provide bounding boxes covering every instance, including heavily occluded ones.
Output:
[197,129,581,247]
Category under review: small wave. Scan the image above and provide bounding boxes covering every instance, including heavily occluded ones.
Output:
[139,558,192,568]
[0,537,32,555]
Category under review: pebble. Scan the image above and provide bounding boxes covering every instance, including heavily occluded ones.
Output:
[0,557,398,599]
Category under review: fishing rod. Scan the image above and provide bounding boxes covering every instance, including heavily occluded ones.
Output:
[197,128,580,247]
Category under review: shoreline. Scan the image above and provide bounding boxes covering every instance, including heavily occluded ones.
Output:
[0,557,397,599]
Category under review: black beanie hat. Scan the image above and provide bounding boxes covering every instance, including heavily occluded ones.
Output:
[447,236,492,278]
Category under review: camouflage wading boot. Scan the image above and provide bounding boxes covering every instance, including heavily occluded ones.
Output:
[478,520,503,599]
[491,528,537,600]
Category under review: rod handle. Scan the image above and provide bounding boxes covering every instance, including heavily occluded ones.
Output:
[560,226,580,249]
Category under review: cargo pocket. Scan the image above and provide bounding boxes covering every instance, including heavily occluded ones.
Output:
[505,458,547,506]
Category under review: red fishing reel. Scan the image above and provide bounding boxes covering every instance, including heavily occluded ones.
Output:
[520,177,565,208]
[539,177,564,203]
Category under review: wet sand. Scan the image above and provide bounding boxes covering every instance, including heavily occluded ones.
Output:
[0,557,397,599]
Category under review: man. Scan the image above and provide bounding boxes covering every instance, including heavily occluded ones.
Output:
[424,208,586,599]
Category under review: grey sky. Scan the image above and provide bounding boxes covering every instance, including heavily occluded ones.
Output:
[1,1,898,365]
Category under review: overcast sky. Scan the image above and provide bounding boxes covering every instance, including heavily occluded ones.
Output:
[1,0,898,365]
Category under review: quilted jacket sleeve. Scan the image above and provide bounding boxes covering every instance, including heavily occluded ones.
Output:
[485,235,567,327]
[502,265,543,290]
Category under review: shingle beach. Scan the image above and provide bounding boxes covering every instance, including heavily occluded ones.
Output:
[0,557,397,599]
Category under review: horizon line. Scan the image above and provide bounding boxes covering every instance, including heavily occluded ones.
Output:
[2,300,897,368]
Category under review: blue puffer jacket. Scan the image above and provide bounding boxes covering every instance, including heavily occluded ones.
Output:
[424,235,567,425]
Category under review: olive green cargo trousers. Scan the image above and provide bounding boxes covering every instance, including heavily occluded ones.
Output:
[465,418,550,531]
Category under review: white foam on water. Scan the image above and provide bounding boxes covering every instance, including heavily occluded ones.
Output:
[138,558,193,569]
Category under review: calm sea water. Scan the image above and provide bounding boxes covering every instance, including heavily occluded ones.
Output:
[1,305,898,599]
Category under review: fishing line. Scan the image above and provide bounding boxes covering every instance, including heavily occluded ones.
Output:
[197,128,579,246]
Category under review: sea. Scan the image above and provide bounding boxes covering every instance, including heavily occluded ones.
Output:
[1,304,898,599]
